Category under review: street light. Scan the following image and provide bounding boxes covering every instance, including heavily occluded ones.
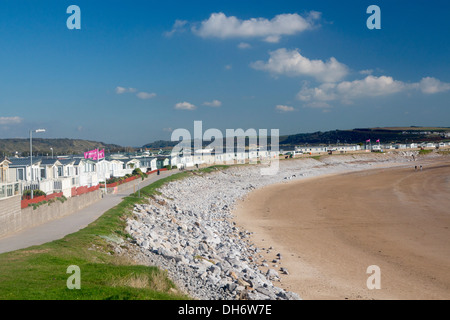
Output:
[30,128,46,199]
[50,147,53,159]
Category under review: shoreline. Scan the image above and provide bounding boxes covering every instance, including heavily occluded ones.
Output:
[233,158,450,299]
[122,152,449,300]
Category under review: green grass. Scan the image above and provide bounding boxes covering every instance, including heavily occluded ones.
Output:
[419,149,433,155]
[0,168,236,300]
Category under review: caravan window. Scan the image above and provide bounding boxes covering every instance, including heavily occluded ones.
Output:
[17,168,24,181]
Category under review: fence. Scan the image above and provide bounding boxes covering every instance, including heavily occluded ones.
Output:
[79,172,99,188]
[99,168,167,189]
[146,168,167,175]
[21,192,64,209]
[0,182,20,200]
[71,184,100,197]
[53,177,72,192]
[22,179,54,195]
[21,184,101,209]
[100,175,139,188]
[110,168,133,178]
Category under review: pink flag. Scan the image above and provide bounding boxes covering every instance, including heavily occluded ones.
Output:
[84,149,96,159]
[84,149,105,160]
[97,149,105,160]
[366,139,371,142]
[376,139,380,143]
[91,149,105,161]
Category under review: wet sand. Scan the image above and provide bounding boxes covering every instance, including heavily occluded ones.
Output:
[234,159,450,300]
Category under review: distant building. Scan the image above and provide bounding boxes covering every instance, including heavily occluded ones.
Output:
[156,156,170,169]
[139,157,157,172]
[8,157,42,182]
[295,146,328,154]
[0,157,12,183]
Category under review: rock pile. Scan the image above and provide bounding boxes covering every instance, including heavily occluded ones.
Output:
[122,153,421,300]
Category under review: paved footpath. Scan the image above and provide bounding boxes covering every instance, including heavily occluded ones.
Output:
[0,170,178,254]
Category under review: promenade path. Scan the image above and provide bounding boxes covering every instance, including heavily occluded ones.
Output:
[0,170,178,254]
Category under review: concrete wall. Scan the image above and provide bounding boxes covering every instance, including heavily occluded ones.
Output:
[106,177,144,194]
[0,195,21,237]
[0,190,102,238]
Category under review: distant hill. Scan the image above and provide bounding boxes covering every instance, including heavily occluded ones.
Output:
[2,127,448,157]
[142,139,179,150]
[143,126,450,150]
[0,138,125,157]
[278,127,450,146]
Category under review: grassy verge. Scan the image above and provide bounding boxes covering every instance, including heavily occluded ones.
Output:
[419,149,433,155]
[0,166,228,300]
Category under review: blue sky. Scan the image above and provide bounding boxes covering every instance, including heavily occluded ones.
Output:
[0,0,449,146]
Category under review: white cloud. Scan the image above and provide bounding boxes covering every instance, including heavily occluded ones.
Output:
[297,82,338,102]
[275,105,295,112]
[238,42,251,49]
[192,12,320,42]
[0,116,23,125]
[203,100,222,107]
[115,86,137,94]
[417,77,450,94]
[137,92,157,99]
[297,75,450,107]
[298,75,406,103]
[174,102,197,110]
[337,75,406,98]
[164,19,188,37]
[251,48,349,83]
[264,35,281,43]
[116,86,157,100]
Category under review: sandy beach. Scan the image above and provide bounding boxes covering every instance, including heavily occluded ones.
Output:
[234,158,450,300]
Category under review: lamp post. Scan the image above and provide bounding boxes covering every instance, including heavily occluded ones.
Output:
[30,128,46,199]
[50,147,53,159]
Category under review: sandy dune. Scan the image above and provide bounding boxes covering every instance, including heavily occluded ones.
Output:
[234,159,450,300]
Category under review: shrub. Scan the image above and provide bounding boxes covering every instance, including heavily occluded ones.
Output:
[23,189,46,198]
[30,200,48,210]
[132,168,146,180]
[106,177,119,184]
